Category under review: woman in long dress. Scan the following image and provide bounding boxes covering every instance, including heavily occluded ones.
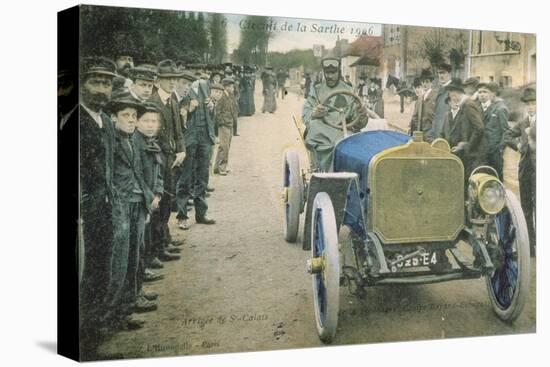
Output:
[238,67,255,116]
[261,68,277,114]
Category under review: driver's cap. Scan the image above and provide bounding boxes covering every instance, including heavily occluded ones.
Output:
[321,57,340,72]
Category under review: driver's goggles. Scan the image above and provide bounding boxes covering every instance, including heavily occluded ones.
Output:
[322,59,340,69]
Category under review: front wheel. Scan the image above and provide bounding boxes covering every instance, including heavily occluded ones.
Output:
[485,189,530,322]
[283,149,303,242]
[309,192,340,343]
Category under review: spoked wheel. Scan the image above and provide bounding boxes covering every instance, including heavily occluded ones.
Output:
[309,192,340,343]
[320,89,364,130]
[485,189,530,322]
[282,149,303,242]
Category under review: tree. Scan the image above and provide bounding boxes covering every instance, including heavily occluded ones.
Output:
[233,16,273,66]
[418,28,468,76]
[267,49,319,72]
[207,13,228,64]
[79,5,212,64]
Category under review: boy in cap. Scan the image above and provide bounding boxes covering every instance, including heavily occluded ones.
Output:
[103,96,155,330]
[504,87,536,256]
[133,102,169,300]
[214,78,238,175]
[477,82,509,179]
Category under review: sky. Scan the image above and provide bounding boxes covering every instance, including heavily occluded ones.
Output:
[223,13,382,53]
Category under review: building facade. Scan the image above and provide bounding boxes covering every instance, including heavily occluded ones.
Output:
[382,24,469,85]
[468,30,536,87]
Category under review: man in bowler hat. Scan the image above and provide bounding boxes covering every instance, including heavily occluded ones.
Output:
[477,82,509,180]
[148,60,186,262]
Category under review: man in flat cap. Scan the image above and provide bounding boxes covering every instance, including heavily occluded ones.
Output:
[302,57,369,171]
[477,82,509,180]
[432,62,453,137]
[148,59,186,262]
[76,56,118,356]
[174,70,197,122]
[463,77,480,100]
[214,78,238,175]
[410,68,437,142]
[504,87,536,256]
[128,64,157,102]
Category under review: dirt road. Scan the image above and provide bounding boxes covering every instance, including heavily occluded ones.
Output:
[98,88,535,359]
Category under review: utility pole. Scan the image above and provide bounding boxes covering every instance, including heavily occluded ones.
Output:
[466,29,473,78]
[400,26,408,81]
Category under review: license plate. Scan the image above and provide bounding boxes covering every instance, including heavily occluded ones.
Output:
[391,252,438,272]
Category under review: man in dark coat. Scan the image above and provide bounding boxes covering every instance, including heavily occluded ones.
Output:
[276,68,288,99]
[214,78,238,175]
[504,87,536,256]
[175,77,217,229]
[440,79,488,183]
[76,57,117,356]
[304,72,312,99]
[410,69,437,141]
[147,59,185,262]
[367,78,384,118]
[432,63,453,137]
[477,82,509,180]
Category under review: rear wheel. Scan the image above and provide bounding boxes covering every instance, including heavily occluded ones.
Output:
[283,149,303,242]
[310,192,340,343]
[485,190,530,322]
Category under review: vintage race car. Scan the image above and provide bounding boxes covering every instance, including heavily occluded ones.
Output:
[282,91,530,344]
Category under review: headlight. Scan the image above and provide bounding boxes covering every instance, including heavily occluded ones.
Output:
[478,179,506,214]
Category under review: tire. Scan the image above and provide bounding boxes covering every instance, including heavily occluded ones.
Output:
[310,192,340,343]
[485,189,530,322]
[283,149,303,242]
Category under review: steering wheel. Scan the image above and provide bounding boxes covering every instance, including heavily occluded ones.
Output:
[319,89,364,130]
